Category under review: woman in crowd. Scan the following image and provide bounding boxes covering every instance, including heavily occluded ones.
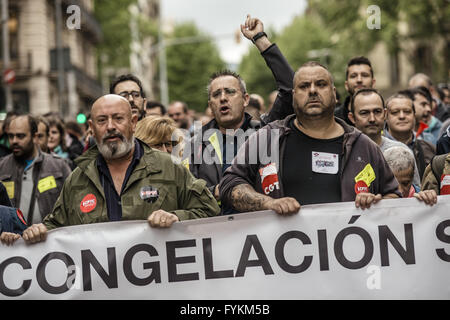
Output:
[135,115,184,159]
[47,117,69,159]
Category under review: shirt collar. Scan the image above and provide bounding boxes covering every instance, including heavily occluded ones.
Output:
[97,138,142,171]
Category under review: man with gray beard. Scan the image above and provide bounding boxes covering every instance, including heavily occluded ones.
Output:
[20,95,219,244]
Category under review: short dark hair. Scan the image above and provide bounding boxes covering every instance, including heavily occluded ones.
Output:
[15,114,38,137]
[436,86,446,101]
[110,74,146,98]
[350,88,385,113]
[169,101,189,114]
[1,111,19,133]
[146,101,166,115]
[295,61,334,86]
[37,116,49,136]
[346,56,374,79]
[410,86,432,103]
[207,70,247,98]
[65,120,83,137]
[386,90,415,113]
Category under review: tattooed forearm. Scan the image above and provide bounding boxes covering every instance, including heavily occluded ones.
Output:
[231,184,271,212]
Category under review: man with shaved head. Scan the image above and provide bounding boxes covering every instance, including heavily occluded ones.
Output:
[220,61,401,215]
[20,95,219,244]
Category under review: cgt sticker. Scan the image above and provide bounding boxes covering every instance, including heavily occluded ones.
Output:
[80,194,97,213]
[440,174,450,195]
[259,163,280,195]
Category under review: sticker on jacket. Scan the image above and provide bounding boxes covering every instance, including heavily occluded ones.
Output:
[37,176,57,193]
[140,186,159,203]
[259,163,279,195]
[312,151,339,174]
[440,174,450,195]
[80,194,97,213]
[2,181,14,199]
[181,158,190,170]
[354,163,376,194]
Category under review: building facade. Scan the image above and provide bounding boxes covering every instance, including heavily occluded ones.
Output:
[0,0,103,119]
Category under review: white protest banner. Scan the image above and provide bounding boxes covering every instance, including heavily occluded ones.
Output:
[1,196,449,300]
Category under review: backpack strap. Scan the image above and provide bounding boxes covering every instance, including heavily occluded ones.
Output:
[431,154,447,195]
[415,141,426,178]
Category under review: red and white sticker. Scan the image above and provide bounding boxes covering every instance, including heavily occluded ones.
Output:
[259,163,280,195]
[354,180,369,194]
[80,194,97,213]
[440,174,450,195]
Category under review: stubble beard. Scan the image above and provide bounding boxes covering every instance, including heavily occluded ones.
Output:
[294,98,336,122]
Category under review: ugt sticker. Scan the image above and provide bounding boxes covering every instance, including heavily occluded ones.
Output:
[80,194,97,213]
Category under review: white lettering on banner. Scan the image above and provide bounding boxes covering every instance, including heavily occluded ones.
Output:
[0,197,450,299]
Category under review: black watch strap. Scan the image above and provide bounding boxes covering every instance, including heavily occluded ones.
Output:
[252,31,267,43]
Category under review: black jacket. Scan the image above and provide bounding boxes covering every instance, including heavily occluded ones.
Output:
[0,182,12,207]
[334,96,355,127]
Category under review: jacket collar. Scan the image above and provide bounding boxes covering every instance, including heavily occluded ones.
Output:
[266,114,361,141]
[202,112,254,133]
[75,138,162,174]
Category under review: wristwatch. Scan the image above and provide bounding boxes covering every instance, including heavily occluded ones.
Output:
[252,31,267,43]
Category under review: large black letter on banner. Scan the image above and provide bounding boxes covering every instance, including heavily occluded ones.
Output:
[275,231,312,273]
[334,227,374,269]
[436,219,450,262]
[166,239,199,282]
[236,235,274,277]
[36,252,75,294]
[203,238,234,279]
[378,224,415,266]
[81,248,118,291]
[0,257,32,297]
[317,229,330,271]
[123,244,161,285]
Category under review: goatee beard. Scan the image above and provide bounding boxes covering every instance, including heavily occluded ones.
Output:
[97,134,134,160]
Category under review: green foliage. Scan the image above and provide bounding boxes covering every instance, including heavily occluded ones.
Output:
[94,0,136,69]
[165,22,226,112]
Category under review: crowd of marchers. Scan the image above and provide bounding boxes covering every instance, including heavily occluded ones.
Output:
[1,15,449,246]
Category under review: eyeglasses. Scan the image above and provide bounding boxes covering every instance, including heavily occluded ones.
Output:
[210,88,238,99]
[151,141,179,149]
[118,91,141,99]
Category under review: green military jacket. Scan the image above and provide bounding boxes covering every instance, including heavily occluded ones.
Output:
[43,140,220,230]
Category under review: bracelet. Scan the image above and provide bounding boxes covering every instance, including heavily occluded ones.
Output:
[252,31,267,43]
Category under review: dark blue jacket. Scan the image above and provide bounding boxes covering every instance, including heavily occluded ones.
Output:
[0,205,28,235]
